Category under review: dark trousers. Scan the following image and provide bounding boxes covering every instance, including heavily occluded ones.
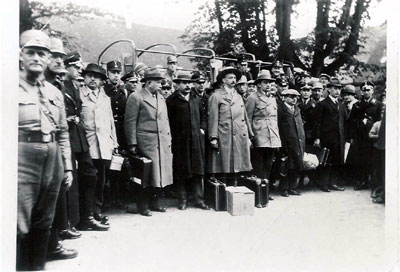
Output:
[251,147,276,179]
[319,165,342,187]
[175,175,204,205]
[76,152,98,220]
[92,159,108,214]
[17,141,64,270]
[137,187,163,212]
[280,169,300,190]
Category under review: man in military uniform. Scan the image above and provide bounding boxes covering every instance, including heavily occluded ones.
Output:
[17,30,73,271]
[165,55,178,93]
[311,81,324,102]
[63,53,106,231]
[121,71,139,94]
[104,61,130,209]
[44,37,79,262]
[298,84,317,145]
[348,82,384,190]
[167,71,210,210]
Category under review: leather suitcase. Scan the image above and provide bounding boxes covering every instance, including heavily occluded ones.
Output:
[305,146,330,167]
[239,176,269,208]
[204,177,227,211]
[127,155,152,187]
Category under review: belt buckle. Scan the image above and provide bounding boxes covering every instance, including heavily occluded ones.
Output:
[42,134,52,142]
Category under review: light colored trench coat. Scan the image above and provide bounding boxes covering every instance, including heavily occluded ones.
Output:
[80,86,118,160]
[245,91,281,148]
[124,88,173,188]
[208,87,253,173]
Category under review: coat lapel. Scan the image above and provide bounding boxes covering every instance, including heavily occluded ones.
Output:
[326,97,339,112]
[142,88,157,109]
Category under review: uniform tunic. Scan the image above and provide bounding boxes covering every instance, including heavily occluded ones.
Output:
[18,75,72,235]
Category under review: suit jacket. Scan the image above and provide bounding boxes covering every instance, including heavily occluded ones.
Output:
[313,96,347,165]
[277,103,305,170]
[124,88,173,188]
[167,91,205,177]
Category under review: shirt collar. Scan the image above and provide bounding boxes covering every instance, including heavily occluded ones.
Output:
[329,95,337,103]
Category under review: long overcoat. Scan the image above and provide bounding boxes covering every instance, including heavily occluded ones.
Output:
[208,87,253,173]
[166,91,206,178]
[245,91,281,148]
[346,99,383,167]
[277,103,305,170]
[313,97,347,166]
[297,97,318,144]
[124,88,173,188]
[80,86,118,160]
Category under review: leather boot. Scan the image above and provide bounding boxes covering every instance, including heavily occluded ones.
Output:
[29,229,51,271]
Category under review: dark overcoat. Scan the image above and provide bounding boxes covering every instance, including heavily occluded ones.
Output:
[124,88,173,188]
[297,98,318,144]
[104,82,129,150]
[208,87,253,173]
[277,103,305,170]
[166,91,206,178]
[313,97,347,165]
[346,98,384,166]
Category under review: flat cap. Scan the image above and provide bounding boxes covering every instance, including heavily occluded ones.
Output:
[281,89,300,96]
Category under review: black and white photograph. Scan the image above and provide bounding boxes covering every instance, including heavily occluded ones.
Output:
[1,0,399,271]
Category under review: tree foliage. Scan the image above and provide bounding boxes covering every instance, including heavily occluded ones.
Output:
[181,0,379,77]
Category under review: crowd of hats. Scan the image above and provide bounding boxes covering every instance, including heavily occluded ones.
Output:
[20,29,377,95]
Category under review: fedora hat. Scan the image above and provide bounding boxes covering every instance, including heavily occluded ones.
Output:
[140,68,165,82]
[327,77,343,88]
[342,84,356,95]
[236,75,248,85]
[173,71,194,83]
[255,70,275,84]
[82,63,107,80]
[216,66,242,83]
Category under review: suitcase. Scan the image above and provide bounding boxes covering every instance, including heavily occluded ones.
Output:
[127,155,152,187]
[239,176,269,208]
[305,146,330,167]
[204,177,227,211]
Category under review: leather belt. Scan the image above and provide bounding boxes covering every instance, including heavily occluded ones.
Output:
[19,132,56,143]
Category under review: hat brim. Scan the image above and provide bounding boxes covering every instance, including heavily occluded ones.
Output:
[216,68,242,83]
[82,70,107,80]
[173,78,194,83]
[140,76,165,83]
[254,78,275,84]
[327,83,343,88]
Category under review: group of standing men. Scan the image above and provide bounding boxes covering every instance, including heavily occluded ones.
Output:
[16,29,385,271]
